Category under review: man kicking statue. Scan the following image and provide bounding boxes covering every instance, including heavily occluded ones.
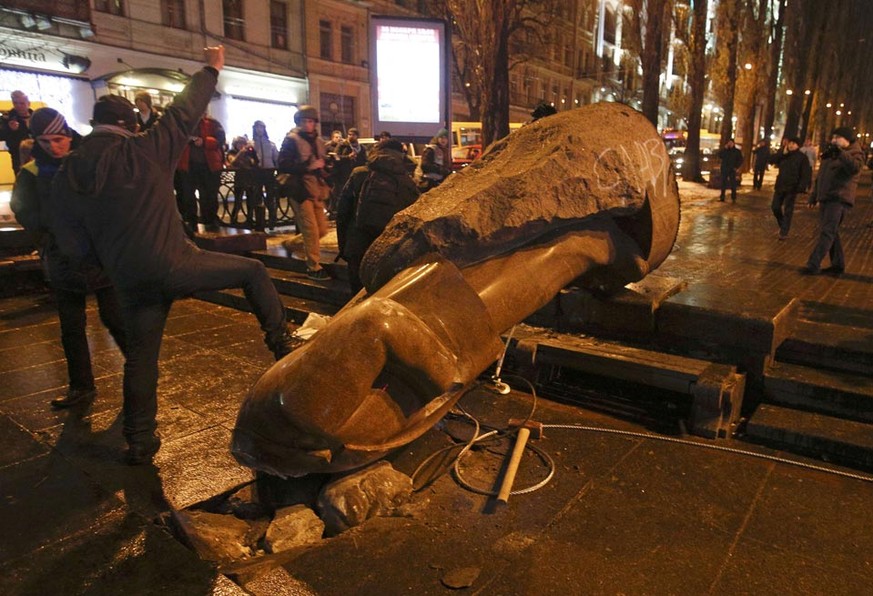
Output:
[51,46,298,465]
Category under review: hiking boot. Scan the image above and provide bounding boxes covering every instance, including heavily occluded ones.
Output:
[270,330,306,361]
[51,388,97,409]
[126,434,161,465]
[307,268,331,281]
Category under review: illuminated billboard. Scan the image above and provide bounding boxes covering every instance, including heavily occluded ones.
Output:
[369,16,450,139]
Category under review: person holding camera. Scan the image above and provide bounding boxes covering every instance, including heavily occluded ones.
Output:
[1,90,33,174]
[802,127,864,276]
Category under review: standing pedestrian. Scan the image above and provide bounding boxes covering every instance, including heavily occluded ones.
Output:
[134,91,159,132]
[802,127,864,276]
[0,90,33,174]
[178,111,226,231]
[752,140,770,190]
[718,139,743,203]
[11,107,127,409]
[251,120,279,229]
[337,139,420,293]
[50,46,297,465]
[415,128,452,192]
[277,105,332,280]
[768,136,811,240]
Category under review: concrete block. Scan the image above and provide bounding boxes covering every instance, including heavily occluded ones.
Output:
[657,287,800,361]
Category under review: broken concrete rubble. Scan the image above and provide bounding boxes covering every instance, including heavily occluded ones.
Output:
[317,462,414,536]
[264,504,325,553]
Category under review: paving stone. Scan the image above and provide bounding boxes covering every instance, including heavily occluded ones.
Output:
[0,508,220,596]
[0,413,48,468]
[0,453,124,564]
[0,339,65,374]
[155,426,254,510]
[172,509,254,562]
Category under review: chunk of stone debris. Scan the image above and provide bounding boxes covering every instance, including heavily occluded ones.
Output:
[317,461,413,536]
[264,504,325,553]
[238,565,318,596]
[441,566,481,589]
[171,509,252,563]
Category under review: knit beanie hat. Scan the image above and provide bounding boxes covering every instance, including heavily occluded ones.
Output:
[30,107,72,137]
[93,95,137,129]
[435,128,449,138]
[831,126,855,143]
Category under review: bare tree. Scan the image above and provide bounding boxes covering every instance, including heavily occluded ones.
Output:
[714,0,741,146]
[681,0,709,183]
[623,0,673,126]
[760,0,786,143]
[437,0,559,148]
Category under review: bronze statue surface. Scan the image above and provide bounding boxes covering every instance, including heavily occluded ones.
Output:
[232,103,681,477]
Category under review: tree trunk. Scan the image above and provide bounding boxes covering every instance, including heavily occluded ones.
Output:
[719,1,740,145]
[761,0,786,142]
[640,0,669,126]
[682,0,709,183]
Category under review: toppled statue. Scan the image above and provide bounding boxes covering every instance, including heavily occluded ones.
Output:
[231,103,681,477]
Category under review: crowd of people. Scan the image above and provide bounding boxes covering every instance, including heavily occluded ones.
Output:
[3,46,869,465]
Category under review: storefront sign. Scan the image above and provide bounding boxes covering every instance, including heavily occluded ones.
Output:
[0,39,84,74]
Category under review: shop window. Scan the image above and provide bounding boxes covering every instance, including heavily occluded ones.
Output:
[95,0,125,16]
[223,0,245,41]
[320,20,333,60]
[161,0,186,29]
[341,25,354,64]
[270,1,288,50]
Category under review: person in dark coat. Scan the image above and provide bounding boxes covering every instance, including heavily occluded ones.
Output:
[802,126,865,275]
[134,91,159,132]
[338,139,420,293]
[11,108,127,410]
[718,138,743,203]
[0,90,33,174]
[752,140,771,190]
[768,136,811,240]
[50,46,296,465]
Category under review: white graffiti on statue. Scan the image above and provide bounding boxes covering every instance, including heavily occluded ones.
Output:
[593,137,668,197]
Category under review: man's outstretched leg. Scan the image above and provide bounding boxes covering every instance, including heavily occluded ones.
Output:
[169,248,298,359]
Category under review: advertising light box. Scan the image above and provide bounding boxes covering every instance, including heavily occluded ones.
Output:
[370,16,450,139]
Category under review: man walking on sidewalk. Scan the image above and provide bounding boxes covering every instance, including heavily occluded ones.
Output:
[769,136,811,240]
[803,127,864,276]
[718,139,743,203]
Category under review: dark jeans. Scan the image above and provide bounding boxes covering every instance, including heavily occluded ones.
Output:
[117,248,287,443]
[807,201,848,272]
[720,168,738,201]
[182,163,221,227]
[771,191,797,237]
[56,285,126,392]
[753,168,766,190]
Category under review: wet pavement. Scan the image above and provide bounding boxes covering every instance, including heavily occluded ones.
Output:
[1,169,873,595]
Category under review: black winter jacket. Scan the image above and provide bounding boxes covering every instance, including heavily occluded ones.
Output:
[11,140,111,291]
[50,67,218,288]
[809,141,864,206]
[769,148,812,194]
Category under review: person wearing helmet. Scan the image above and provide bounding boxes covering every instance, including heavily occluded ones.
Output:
[277,105,332,280]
